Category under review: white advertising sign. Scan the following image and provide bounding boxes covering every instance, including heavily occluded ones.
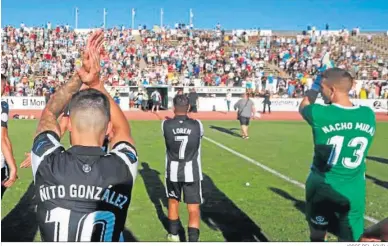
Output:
[2,97,46,110]
[196,98,388,113]
[2,96,386,113]
[119,97,130,111]
[356,80,387,85]
[183,87,246,94]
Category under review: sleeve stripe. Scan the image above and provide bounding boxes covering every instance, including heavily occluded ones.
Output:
[31,133,63,183]
[112,141,137,155]
[161,120,166,135]
[110,147,138,186]
[196,119,204,137]
[110,142,139,185]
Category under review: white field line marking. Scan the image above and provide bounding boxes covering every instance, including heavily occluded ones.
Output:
[203,136,379,224]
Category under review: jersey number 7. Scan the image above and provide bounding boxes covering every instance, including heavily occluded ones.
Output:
[327,136,368,169]
[175,136,188,160]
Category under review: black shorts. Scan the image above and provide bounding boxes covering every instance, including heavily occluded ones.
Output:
[1,165,9,183]
[189,105,197,113]
[153,101,161,106]
[239,116,250,126]
[166,179,203,204]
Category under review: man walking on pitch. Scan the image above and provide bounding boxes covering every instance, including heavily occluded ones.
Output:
[162,95,204,242]
[299,68,376,242]
[234,92,256,139]
[31,30,138,242]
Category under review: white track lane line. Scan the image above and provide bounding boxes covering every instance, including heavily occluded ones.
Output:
[203,136,379,224]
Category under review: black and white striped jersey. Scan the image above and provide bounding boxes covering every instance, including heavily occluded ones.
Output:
[31,131,138,242]
[1,100,9,169]
[162,115,203,183]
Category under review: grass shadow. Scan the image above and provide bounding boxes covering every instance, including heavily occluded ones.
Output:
[209,125,241,138]
[269,187,305,214]
[138,162,186,242]
[138,162,169,231]
[366,156,388,165]
[366,174,388,189]
[201,174,269,242]
[1,182,39,242]
[121,228,138,242]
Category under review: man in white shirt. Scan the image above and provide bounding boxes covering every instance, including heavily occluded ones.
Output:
[151,89,162,112]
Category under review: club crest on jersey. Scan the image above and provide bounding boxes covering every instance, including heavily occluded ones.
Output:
[82,164,92,173]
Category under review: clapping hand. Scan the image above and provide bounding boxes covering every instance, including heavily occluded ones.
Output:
[77,29,105,87]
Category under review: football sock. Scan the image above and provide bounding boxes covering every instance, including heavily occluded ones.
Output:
[169,219,181,235]
[188,227,200,242]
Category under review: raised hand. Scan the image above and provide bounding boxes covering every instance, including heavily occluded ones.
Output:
[77,30,105,87]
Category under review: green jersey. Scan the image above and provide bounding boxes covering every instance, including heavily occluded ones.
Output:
[302,103,376,183]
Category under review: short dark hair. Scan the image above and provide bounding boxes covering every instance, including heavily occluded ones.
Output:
[173,95,189,107]
[321,68,353,92]
[173,95,189,112]
[69,88,110,121]
[1,74,6,81]
[321,68,353,81]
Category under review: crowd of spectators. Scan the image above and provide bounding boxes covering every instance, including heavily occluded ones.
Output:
[1,24,387,99]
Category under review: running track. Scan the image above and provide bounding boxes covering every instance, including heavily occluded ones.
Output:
[9,110,388,122]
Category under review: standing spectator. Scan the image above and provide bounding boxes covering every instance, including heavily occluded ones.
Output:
[113,90,121,105]
[225,89,232,112]
[151,89,162,112]
[142,90,149,111]
[136,90,144,109]
[262,90,271,114]
[359,85,368,99]
[188,88,199,113]
[129,90,135,109]
[234,93,256,139]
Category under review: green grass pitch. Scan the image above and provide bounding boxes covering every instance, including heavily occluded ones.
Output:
[1,120,387,242]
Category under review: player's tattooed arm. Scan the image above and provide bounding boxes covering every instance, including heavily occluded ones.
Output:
[35,74,82,137]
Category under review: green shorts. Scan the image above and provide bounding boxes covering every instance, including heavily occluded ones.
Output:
[305,171,366,241]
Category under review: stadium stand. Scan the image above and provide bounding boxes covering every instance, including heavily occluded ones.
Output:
[1,25,387,99]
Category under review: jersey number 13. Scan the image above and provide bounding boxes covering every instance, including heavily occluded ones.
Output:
[327,136,368,169]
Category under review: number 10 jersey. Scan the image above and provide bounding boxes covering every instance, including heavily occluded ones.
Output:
[31,131,138,242]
